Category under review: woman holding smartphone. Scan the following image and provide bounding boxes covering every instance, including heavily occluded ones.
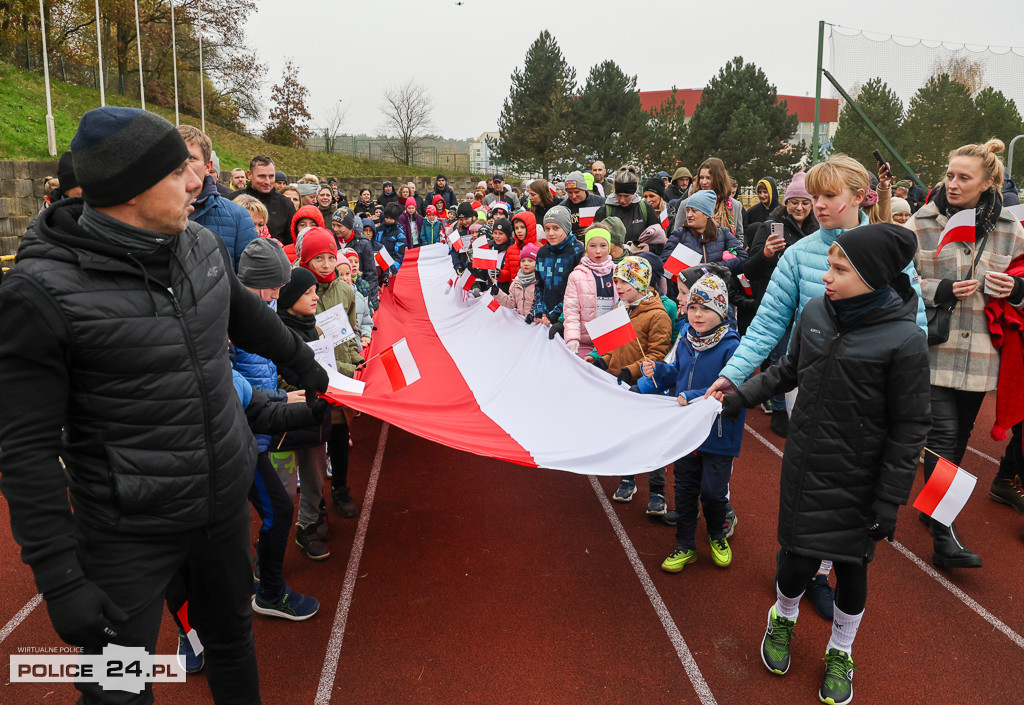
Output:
[904,138,1024,569]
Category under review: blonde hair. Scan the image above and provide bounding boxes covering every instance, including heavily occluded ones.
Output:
[176,125,211,162]
[805,154,870,198]
[297,174,320,185]
[233,194,268,223]
[827,241,848,260]
[948,138,1005,189]
[280,185,300,201]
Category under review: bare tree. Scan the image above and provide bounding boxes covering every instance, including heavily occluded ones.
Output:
[379,79,434,165]
[321,101,349,154]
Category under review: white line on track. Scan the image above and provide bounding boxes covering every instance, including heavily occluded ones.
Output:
[743,424,1024,652]
[966,446,999,465]
[588,476,718,705]
[314,422,390,705]
[0,594,42,644]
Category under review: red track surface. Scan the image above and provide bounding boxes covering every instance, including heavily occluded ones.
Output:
[1,396,1022,704]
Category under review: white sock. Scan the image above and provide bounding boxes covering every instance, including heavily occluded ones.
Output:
[775,582,802,621]
[817,560,833,576]
[827,605,864,656]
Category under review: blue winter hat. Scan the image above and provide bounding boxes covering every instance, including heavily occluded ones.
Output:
[685,189,717,219]
[70,106,189,207]
[361,217,375,231]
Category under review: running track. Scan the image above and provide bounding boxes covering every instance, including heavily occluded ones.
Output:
[0,396,1021,704]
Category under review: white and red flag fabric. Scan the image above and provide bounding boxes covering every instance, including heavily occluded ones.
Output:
[473,248,500,270]
[378,338,421,392]
[374,247,395,271]
[322,244,721,475]
[472,235,490,251]
[912,456,978,526]
[176,603,204,656]
[737,273,753,295]
[935,208,975,255]
[447,229,465,253]
[585,306,638,356]
[1006,203,1024,228]
[456,269,477,292]
[659,208,670,231]
[577,205,600,229]
[663,244,704,279]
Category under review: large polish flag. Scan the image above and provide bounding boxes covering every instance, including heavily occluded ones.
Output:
[322,245,721,475]
[912,456,977,526]
[935,208,975,255]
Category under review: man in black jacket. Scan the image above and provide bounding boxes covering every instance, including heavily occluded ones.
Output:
[0,107,328,705]
[229,154,297,244]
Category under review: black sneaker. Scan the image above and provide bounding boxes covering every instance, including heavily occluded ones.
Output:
[647,493,668,516]
[332,489,358,518]
[295,523,330,560]
[818,648,856,705]
[989,476,1024,513]
[805,574,835,621]
[770,410,788,438]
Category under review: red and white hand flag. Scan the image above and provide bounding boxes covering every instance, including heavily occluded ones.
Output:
[663,244,703,279]
[176,602,204,656]
[585,306,637,356]
[472,235,490,251]
[577,205,599,229]
[379,338,421,392]
[484,294,501,312]
[935,208,976,255]
[1006,203,1024,228]
[473,248,500,270]
[912,456,977,526]
[375,247,395,271]
[660,208,670,231]
[737,273,753,295]
[447,230,466,253]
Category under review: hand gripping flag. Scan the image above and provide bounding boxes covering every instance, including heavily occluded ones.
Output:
[663,244,704,279]
[378,338,421,392]
[912,456,977,526]
[585,306,637,356]
[375,247,395,271]
[935,208,976,255]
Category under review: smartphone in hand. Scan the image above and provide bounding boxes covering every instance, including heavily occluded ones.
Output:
[873,149,892,179]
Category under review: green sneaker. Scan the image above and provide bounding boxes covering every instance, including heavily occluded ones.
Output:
[709,535,732,567]
[760,605,796,675]
[818,648,856,705]
[661,545,697,573]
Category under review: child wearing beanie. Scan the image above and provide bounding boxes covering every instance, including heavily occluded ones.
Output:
[420,205,445,245]
[495,242,538,317]
[529,205,585,326]
[638,273,745,573]
[717,223,929,705]
[374,202,407,274]
[562,225,618,357]
[587,256,673,513]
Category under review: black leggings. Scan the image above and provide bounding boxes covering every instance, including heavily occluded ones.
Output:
[923,385,986,479]
[327,422,350,493]
[777,551,868,615]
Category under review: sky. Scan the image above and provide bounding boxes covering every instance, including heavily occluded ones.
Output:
[243,0,1024,140]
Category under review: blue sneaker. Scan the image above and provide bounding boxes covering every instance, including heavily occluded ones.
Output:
[176,629,204,674]
[612,478,637,503]
[252,585,320,622]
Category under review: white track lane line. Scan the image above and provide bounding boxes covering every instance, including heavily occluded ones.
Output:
[0,594,42,644]
[966,446,1000,465]
[314,422,390,705]
[588,476,718,705]
[743,423,1024,652]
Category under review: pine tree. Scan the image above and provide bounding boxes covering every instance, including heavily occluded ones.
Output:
[638,89,688,173]
[682,57,799,185]
[262,60,312,149]
[830,78,904,175]
[974,87,1024,147]
[573,60,650,168]
[492,31,576,179]
[902,74,980,186]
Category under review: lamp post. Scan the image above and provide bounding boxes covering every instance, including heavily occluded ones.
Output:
[94,0,104,105]
[170,0,179,125]
[38,0,56,155]
[134,0,144,108]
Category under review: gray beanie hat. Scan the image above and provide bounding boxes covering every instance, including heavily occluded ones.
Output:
[297,183,318,197]
[210,150,221,175]
[238,238,292,289]
[70,106,189,207]
[332,206,356,229]
[564,171,587,191]
[543,205,572,238]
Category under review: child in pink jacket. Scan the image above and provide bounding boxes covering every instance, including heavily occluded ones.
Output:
[494,243,538,317]
[562,225,618,356]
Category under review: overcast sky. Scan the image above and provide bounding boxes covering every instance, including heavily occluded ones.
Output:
[244,1,1024,140]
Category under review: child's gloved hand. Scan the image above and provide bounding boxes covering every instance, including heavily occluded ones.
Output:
[720,392,746,420]
[524,313,534,325]
[566,340,580,354]
[548,321,564,339]
[490,282,499,296]
[867,500,899,542]
[616,368,633,385]
[592,357,608,371]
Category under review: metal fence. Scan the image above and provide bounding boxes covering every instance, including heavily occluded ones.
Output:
[305,136,472,173]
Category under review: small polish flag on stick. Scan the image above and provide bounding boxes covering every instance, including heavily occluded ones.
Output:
[1006,203,1024,228]
[472,235,490,251]
[375,338,421,392]
[935,208,976,256]
[485,294,501,312]
[447,230,465,253]
[578,205,600,228]
[663,244,704,280]
[737,273,753,295]
[912,450,978,526]
[660,208,670,231]
[458,270,477,292]
[374,247,395,271]
[176,602,204,656]
[585,306,637,356]
[473,248,500,269]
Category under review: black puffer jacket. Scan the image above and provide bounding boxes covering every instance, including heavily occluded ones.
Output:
[0,200,312,593]
[735,285,930,564]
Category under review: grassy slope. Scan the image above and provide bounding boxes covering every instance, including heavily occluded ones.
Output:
[0,61,475,178]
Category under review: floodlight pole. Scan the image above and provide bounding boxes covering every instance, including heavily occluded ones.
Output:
[94,0,104,105]
[170,0,179,125]
[38,0,56,155]
[198,0,205,132]
[1008,135,1023,182]
[134,0,144,108]
[811,20,824,165]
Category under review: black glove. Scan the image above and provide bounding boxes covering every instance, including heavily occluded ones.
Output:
[720,392,746,420]
[44,578,129,648]
[297,361,329,395]
[933,278,957,306]
[548,321,565,340]
[490,282,499,296]
[593,357,608,371]
[616,368,633,385]
[524,313,534,325]
[867,500,899,542]
[307,395,330,420]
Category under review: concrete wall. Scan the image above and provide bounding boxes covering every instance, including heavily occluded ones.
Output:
[0,162,485,258]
